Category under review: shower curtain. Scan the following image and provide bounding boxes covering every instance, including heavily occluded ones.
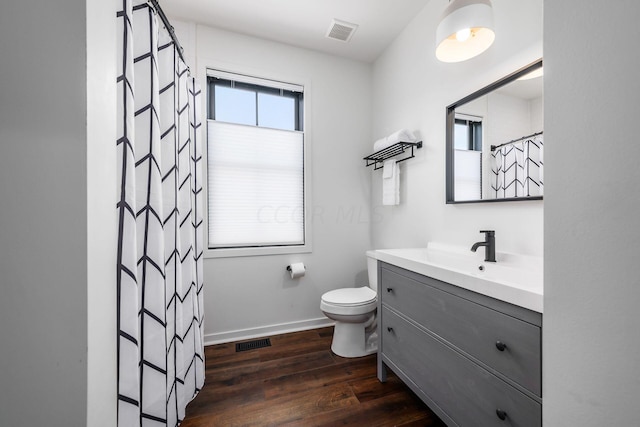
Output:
[116,1,205,425]
[491,135,544,198]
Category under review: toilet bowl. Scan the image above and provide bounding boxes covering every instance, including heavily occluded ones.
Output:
[320,253,378,358]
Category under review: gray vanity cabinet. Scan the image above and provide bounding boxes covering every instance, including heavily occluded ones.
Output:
[377,262,542,427]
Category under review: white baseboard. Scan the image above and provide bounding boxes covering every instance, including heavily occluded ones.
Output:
[204,317,335,346]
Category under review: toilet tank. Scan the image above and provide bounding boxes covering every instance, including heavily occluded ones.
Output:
[366,252,378,291]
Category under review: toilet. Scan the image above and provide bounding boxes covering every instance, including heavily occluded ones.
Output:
[320,253,378,358]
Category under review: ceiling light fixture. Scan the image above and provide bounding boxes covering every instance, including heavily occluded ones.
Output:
[436,0,495,63]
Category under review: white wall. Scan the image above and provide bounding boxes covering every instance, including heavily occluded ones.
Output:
[544,1,640,425]
[487,92,534,150]
[173,22,373,343]
[370,0,543,256]
[86,0,118,425]
[0,1,117,426]
[530,96,543,133]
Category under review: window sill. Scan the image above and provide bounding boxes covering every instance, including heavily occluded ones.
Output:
[204,243,312,259]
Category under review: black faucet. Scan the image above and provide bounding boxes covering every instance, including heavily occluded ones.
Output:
[471,230,496,262]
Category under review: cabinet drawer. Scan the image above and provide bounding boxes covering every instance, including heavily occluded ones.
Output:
[382,307,541,427]
[381,266,541,396]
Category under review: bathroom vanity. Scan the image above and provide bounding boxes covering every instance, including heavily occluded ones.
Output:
[372,247,542,427]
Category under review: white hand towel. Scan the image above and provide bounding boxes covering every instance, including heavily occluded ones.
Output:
[387,129,417,145]
[382,159,399,206]
[374,137,391,152]
[382,158,395,178]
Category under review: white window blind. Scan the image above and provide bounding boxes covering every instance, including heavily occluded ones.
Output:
[454,149,482,201]
[207,120,304,248]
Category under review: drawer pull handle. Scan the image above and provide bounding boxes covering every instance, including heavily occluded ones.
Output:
[496,409,508,421]
[495,341,507,352]
[387,327,394,333]
[386,287,394,293]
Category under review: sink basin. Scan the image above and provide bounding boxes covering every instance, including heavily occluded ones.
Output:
[368,242,543,313]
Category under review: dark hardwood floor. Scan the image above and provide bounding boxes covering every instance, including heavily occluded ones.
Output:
[181,327,446,426]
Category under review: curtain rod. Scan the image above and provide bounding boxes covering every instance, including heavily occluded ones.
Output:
[491,131,543,152]
[148,0,189,71]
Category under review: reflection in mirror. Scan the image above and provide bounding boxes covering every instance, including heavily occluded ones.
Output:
[446,60,543,203]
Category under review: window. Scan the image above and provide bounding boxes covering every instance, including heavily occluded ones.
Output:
[454,116,482,151]
[454,114,483,200]
[206,71,306,253]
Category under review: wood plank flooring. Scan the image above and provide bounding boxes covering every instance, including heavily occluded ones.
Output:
[181,327,446,426]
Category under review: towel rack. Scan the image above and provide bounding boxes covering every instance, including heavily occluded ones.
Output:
[363,141,423,170]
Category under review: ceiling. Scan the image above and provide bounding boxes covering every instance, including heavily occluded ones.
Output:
[160,0,433,63]
[497,75,543,100]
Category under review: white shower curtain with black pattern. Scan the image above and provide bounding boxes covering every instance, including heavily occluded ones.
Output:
[491,135,544,198]
[116,1,205,425]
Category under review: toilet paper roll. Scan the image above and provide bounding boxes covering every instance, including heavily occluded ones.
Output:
[288,262,306,279]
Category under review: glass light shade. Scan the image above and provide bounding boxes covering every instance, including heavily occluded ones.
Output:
[436,0,495,63]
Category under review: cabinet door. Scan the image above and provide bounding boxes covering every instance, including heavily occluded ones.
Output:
[381,267,541,396]
[382,307,541,427]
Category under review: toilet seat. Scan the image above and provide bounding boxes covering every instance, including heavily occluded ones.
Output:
[321,287,377,306]
[321,287,377,316]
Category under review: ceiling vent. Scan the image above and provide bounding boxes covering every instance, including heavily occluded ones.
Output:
[326,19,358,43]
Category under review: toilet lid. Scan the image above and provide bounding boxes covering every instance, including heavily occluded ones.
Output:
[322,287,377,307]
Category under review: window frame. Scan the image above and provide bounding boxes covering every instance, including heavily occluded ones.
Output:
[208,77,304,132]
[453,113,484,200]
[203,68,312,259]
[454,116,483,151]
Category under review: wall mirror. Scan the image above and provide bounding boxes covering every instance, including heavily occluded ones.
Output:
[446,59,543,203]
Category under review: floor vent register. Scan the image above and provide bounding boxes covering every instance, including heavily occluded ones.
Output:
[236,338,272,352]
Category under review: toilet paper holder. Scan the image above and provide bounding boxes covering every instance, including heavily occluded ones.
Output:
[286,263,306,279]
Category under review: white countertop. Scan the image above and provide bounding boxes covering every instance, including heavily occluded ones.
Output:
[368,243,543,313]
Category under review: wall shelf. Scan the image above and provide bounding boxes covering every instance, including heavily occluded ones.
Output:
[363,141,423,170]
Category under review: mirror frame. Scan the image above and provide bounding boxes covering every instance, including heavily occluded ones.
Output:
[445,59,544,204]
